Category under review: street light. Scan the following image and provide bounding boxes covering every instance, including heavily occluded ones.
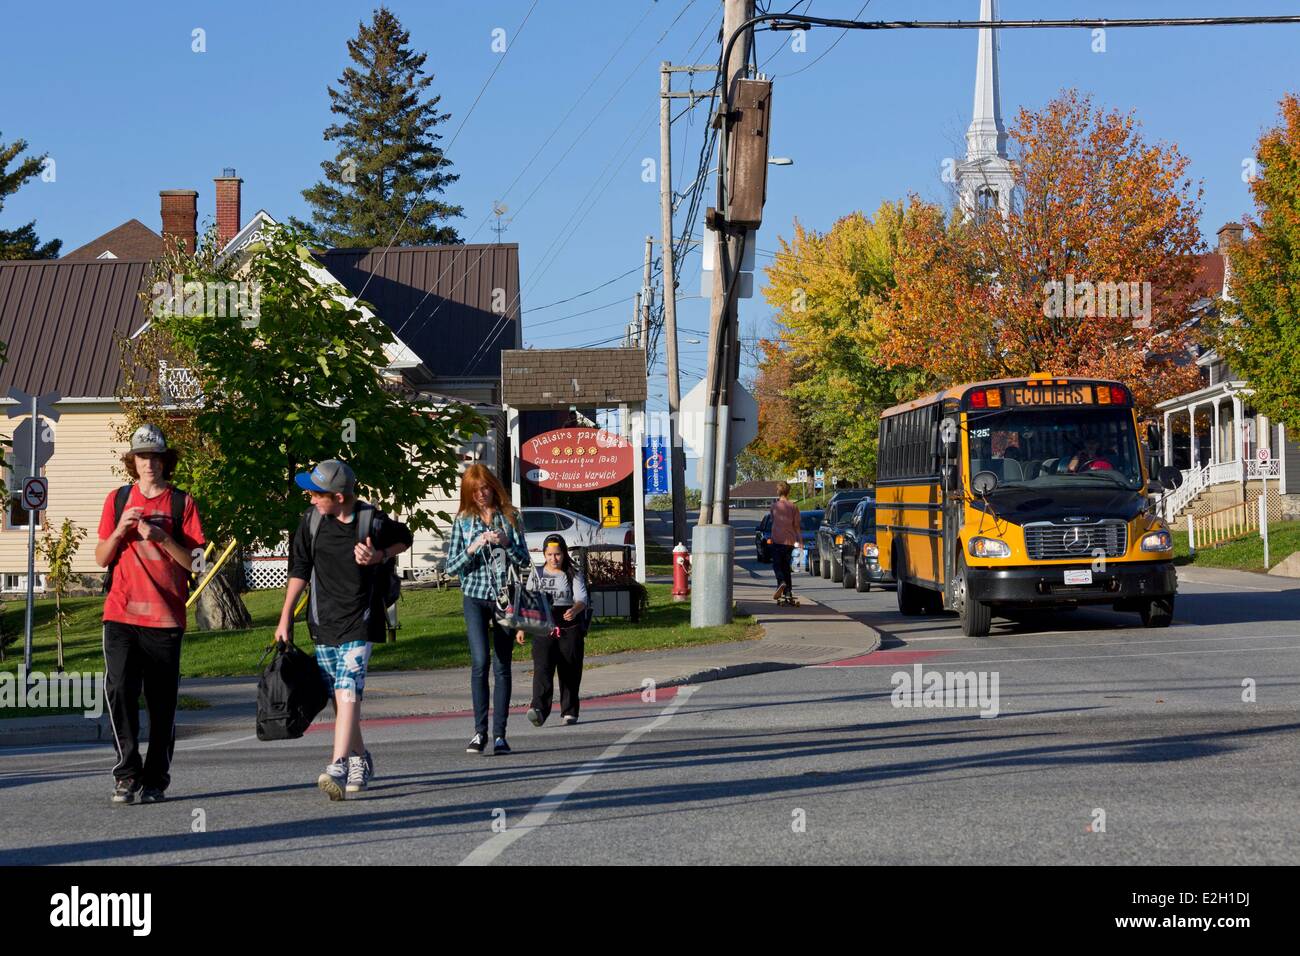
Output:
[673,158,793,213]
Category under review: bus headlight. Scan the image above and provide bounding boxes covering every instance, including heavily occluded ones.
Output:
[969,537,1011,558]
[861,543,878,558]
[1141,530,1172,552]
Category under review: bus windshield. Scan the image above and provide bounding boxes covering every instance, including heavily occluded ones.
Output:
[966,407,1143,491]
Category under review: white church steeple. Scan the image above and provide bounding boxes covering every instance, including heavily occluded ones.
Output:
[958,0,1014,218]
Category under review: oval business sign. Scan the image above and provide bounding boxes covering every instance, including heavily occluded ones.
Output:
[522,428,634,492]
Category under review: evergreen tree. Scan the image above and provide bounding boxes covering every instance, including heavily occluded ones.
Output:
[293,6,463,247]
[0,133,61,259]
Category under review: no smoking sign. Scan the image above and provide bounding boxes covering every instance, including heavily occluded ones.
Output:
[21,476,47,512]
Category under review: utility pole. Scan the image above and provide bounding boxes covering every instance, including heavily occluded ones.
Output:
[693,0,759,627]
[661,60,715,551]
[640,234,654,359]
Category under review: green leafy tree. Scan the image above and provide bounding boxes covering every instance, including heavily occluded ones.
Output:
[0,133,60,259]
[292,6,463,247]
[760,203,930,482]
[38,519,86,672]
[1221,92,1300,432]
[119,223,483,628]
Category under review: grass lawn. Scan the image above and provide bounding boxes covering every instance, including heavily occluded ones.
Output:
[0,583,758,681]
[1171,520,1300,573]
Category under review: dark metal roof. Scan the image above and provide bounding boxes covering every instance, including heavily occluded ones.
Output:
[317,244,520,379]
[62,219,166,261]
[0,258,153,398]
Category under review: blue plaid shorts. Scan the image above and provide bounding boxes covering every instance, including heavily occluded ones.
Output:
[314,640,372,700]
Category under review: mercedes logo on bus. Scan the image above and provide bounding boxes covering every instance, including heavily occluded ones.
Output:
[1063,527,1091,554]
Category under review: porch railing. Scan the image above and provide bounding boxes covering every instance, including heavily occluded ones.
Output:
[1163,457,1282,521]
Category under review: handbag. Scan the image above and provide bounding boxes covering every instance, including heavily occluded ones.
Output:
[493,562,555,638]
[255,642,330,741]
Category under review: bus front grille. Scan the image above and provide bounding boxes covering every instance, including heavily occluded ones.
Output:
[1023,520,1127,561]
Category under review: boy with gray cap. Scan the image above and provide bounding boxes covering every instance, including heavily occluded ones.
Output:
[95,424,205,805]
[275,459,412,801]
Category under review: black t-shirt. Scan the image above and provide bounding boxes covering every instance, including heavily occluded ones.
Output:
[288,505,412,646]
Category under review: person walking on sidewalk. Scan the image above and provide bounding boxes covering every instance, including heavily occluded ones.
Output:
[95,425,205,805]
[274,459,412,801]
[444,464,531,755]
[517,534,589,727]
[768,481,801,603]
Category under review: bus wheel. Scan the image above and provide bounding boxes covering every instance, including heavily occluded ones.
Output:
[895,547,925,616]
[955,555,991,637]
[1139,596,1174,628]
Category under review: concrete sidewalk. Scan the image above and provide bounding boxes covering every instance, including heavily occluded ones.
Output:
[0,573,879,747]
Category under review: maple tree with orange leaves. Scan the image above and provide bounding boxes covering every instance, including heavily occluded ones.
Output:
[882,90,1206,412]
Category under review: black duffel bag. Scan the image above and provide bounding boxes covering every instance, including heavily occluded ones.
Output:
[256,642,330,741]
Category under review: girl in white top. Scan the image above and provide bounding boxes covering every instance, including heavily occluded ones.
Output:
[516,534,589,726]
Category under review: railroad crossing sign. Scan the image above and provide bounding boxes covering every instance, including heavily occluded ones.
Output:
[600,496,621,527]
[21,476,47,512]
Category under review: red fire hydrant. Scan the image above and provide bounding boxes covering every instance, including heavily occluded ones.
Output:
[672,542,691,601]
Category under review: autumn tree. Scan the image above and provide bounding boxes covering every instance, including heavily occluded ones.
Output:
[758,203,929,482]
[1220,92,1300,432]
[883,90,1205,411]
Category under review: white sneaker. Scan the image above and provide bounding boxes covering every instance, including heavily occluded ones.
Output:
[318,758,348,801]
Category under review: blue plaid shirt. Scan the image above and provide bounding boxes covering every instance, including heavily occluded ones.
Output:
[444,510,531,600]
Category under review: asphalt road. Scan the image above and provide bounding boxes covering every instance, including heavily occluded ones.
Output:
[3,511,1298,865]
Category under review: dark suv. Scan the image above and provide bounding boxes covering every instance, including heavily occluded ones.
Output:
[816,489,871,581]
[839,497,890,592]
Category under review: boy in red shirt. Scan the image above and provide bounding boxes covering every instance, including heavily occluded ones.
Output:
[95,425,205,805]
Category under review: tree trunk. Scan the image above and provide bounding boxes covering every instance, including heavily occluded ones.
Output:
[55,591,64,672]
[195,561,252,631]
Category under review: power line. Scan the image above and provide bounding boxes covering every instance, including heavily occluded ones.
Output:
[523,265,644,314]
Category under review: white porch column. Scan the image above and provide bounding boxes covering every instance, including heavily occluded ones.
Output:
[1188,401,1200,466]
[1232,394,1245,481]
[1162,410,1172,467]
[631,402,647,584]
[1206,400,1216,468]
[505,402,522,508]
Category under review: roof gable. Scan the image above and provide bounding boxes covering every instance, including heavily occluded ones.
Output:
[62,219,165,262]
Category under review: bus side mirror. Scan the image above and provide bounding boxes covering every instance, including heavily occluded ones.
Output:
[1146,424,1162,449]
[1159,465,1183,489]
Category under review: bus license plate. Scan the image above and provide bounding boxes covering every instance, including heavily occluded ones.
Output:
[1063,570,1093,585]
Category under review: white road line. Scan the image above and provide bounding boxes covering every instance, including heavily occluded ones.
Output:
[459,685,699,866]
[821,644,1300,668]
[1178,577,1286,592]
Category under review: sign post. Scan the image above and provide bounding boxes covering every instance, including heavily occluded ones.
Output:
[1259,446,1270,568]
[7,388,61,685]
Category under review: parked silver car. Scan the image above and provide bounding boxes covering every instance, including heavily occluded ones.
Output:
[520,507,632,563]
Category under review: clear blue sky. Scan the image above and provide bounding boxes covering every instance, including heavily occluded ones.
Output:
[4,0,1299,484]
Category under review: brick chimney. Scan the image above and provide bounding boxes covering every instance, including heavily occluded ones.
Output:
[214,168,242,248]
[1217,222,1244,253]
[160,189,198,255]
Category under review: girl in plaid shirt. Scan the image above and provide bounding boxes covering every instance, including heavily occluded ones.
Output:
[444,464,531,755]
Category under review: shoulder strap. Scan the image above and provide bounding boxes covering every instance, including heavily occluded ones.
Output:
[113,484,132,525]
[308,508,322,554]
[356,501,374,544]
[170,489,188,540]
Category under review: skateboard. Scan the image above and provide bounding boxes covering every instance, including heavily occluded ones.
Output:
[775,590,801,607]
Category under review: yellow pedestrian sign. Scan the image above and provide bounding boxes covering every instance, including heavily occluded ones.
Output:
[600,496,621,527]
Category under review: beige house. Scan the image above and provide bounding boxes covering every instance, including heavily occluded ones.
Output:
[0,176,521,591]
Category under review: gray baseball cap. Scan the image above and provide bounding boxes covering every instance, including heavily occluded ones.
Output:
[295,459,356,495]
[129,424,169,454]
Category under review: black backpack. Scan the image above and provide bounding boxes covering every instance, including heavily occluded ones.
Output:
[102,485,191,596]
[305,501,402,610]
[255,642,330,740]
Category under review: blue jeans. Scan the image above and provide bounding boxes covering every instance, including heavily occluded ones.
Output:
[464,595,513,738]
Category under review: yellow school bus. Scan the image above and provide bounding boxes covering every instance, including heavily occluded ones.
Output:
[875,373,1179,636]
